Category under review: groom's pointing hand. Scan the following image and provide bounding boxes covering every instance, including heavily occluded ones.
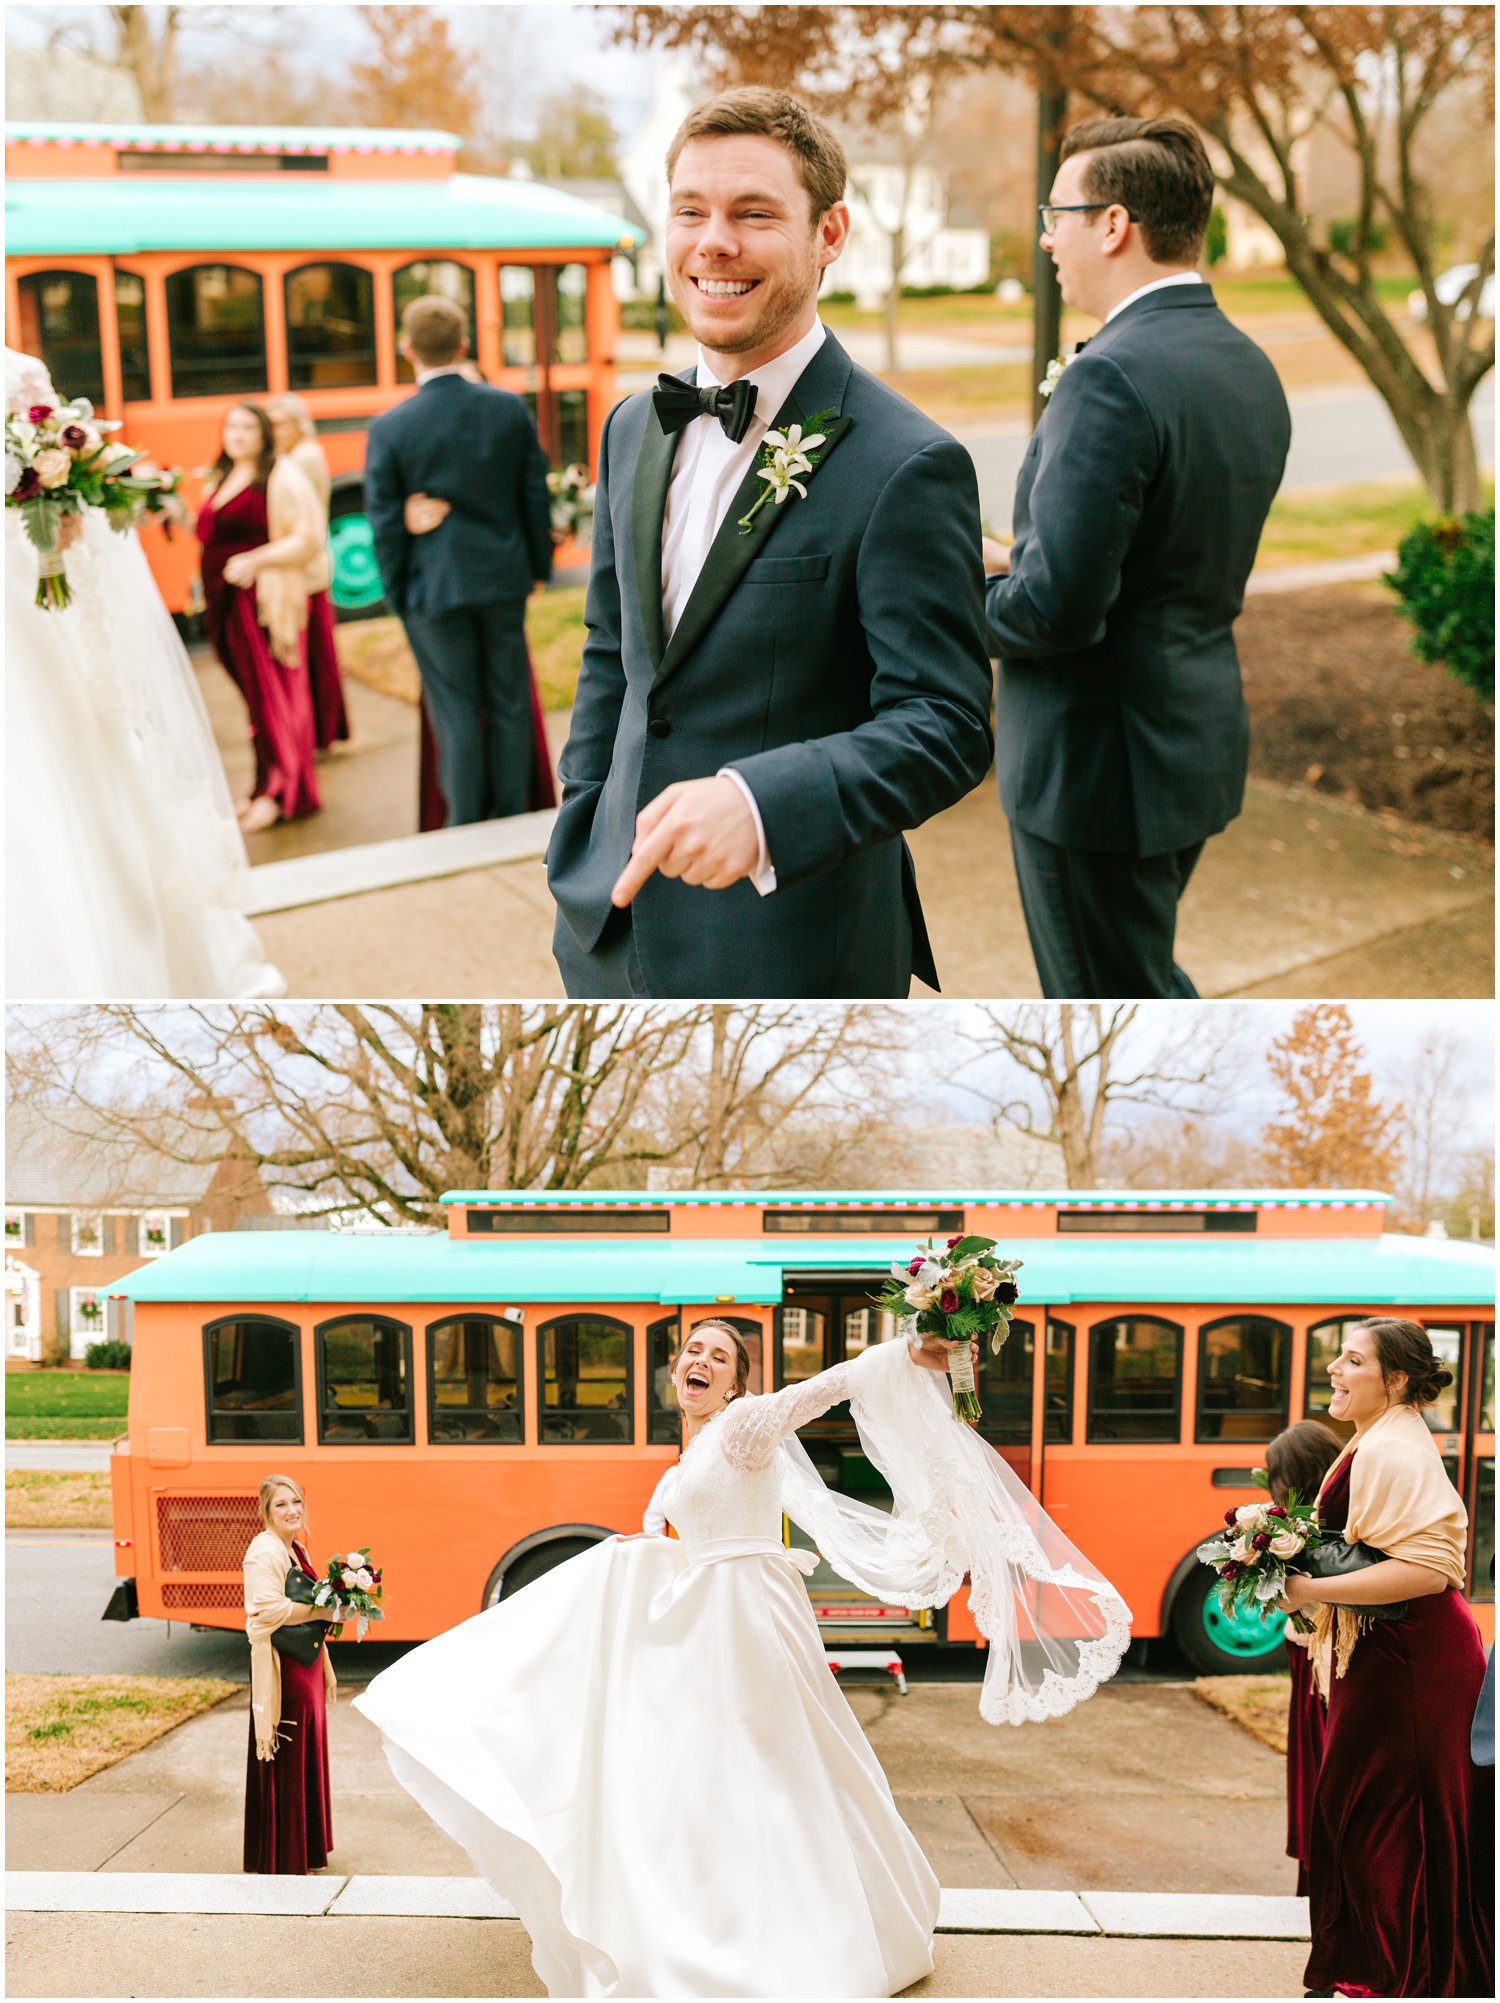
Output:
[610,778,761,907]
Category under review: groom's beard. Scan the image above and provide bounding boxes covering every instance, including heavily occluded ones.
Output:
[671,241,823,361]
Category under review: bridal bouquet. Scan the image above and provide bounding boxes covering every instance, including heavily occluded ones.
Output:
[1196,1472,1323,1637]
[873,1236,1023,1425]
[546,462,594,540]
[311,1548,385,1640]
[5,391,177,607]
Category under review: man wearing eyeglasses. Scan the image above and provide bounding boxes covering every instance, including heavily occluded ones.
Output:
[983,116,1291,1000]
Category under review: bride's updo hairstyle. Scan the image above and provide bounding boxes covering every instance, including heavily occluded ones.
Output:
[678,1319,752,1401]
[1351,1318,1454,1409]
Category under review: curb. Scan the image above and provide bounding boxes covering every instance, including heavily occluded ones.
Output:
[4,1874,1311,1940]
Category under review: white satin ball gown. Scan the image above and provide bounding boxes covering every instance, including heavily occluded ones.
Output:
[5,347,281,998]
[355,1337,1132,1998]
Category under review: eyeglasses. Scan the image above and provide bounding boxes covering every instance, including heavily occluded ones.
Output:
[1038,202,1142,233]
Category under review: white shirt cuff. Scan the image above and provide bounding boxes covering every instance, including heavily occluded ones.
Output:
[717,767,777,896]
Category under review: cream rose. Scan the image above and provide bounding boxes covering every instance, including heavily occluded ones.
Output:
[969,1267,1000,1300]
[33,449,70,489]
[1269,1531,1303,1559]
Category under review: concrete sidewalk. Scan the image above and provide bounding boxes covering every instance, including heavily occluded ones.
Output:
[248,770,1492,1000]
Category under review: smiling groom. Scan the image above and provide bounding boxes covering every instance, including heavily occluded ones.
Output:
[546,89,993,999]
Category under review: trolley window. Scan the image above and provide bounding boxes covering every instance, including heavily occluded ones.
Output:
[395,261,477,384]
[1196,1316,1291,1444]
[286,262,377,390]
[500,265,535,367]
[17,270,105,410]
[115,270,151,403]
[203,1316,302,1443]
[316,1316,413,1444]
[1087,1317,1183,1444]
[538,1316,633,1444]
[165,264,267,398]
[427,1316,523,1444]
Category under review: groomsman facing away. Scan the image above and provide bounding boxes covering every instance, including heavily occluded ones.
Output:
[364,296,555,825]
[546,88,993,999]
[984,117,1291,1000]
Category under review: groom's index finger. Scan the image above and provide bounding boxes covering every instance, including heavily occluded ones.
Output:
[611,787,685,905]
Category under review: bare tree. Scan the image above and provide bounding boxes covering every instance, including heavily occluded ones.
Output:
[955,1003,1246,1186]
[1390,1030,1473,1229]
[6,1003,908,1221]
[21,4,284,121]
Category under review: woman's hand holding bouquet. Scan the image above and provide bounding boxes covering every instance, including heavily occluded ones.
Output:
[1195,1472,1324,1635]
[874,1236,1023,1425]
[311,1549,385,1640]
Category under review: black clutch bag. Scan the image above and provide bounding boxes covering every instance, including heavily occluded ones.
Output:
[1299,1539,1409,1621]
[270,1564,325,1667]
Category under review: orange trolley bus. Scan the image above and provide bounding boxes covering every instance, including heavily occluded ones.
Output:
[106,1188,1495,1675]
[4,120,641,615]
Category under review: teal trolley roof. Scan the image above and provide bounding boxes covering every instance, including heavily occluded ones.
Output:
[5,171,644,257]
[113,1228,1494,1310]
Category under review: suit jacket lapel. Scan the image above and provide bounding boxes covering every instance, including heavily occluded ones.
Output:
[629,390,680,671]
[653,335,855,691]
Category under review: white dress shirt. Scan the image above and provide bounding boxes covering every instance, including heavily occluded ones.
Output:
[1104,271,1204,324]
[659,317,827,896]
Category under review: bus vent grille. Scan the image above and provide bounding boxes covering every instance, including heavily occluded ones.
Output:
[156,1494,260,1573]
[161,1582,244,1610]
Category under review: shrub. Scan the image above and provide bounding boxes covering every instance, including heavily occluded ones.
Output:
[1385,508,1496,700]
[1327,215,1390,259]
[83,1340,132,1371]
[1205,206,1228,267]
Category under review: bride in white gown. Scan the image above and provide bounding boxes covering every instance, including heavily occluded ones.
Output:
[5,346,281,998]
[354,1320,1132,1998]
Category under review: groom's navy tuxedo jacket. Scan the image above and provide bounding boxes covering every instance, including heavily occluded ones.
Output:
[986,285,1291,858]
[547,330,993,997]
[364,374,554,618]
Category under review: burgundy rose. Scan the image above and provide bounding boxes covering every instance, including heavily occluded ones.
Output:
[1223,1508,1238,1528]
[1220,1561,1245,1580]
[907,1256,924,1276]
[59,423,90,450]
[947,1234,963,1248]
[27,403,54,423]
[996,1281,1019,1304]
[940,1287,958,1314]
[13,466,41,501]
[1267,1504,1287,1519]
[1251,1531,1271,1551]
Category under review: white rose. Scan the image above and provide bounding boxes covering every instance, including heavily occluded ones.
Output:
[341,1567,359,1588]
[356,1568,373,1590]
[1229,1535,1254,1562]
[904,1280,939,1310]
[1269,1531,1303,1559]
[970,1267,999,1301]
[3,453,21,496]
[33,448,70,489]
[346,1552,365,1568]
[1233,1505,1264,1525]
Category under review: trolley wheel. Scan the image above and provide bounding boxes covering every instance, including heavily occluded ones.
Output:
[483,1536,598,1609]
[327,483,388,620]
[1170,1562,1289,1676]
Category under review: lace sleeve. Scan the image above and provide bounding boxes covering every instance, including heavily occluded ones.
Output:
[719,1359,861,1472]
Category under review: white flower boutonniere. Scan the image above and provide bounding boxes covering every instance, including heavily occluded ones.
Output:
[737,410,835,535]
[1039,354,1073,400]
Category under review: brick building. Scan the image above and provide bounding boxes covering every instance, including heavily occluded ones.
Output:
[4,1104,271,1364]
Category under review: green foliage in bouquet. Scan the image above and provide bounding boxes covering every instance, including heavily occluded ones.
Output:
[872,1235,1023,1425]
[1385,508,1495,700]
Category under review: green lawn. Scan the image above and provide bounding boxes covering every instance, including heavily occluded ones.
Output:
[5,1371,129,1440]
[1258,476,1495,567]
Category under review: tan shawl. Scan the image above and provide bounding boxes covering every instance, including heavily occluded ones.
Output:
[243,1530,336,1759]
[254,455,330,666]
[1312,1401,1467,1681]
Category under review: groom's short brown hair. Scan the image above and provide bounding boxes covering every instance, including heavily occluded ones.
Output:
[666,87,847,222]
[1061,116,1215,265]
[401,293,466,367]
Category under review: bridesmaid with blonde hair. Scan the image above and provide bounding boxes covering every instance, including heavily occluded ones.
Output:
[242,1474,342,1873]
[265,393,351,755]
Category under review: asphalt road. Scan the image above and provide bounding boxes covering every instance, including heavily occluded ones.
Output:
[7,1532,1198,1685]
[959,378,1496,533]
[6,1443,114,1473]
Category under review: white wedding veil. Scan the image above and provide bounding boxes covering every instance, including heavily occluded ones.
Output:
[776,1337,1132,1724]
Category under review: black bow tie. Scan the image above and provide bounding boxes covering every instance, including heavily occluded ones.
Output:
[653,374,759,444]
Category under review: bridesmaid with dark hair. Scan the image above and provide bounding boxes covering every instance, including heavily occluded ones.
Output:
[197,403,323,831]
[1281,1319,1493,1998]
[1263,1419,1344,1897]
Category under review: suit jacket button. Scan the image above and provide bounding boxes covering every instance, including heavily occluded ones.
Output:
[648,718,672,738]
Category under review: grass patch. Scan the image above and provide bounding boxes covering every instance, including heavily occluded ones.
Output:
[1193,1674,1292,1755]
[6,1674,239,1793]
[336,588,588,715]
[879,362,1033,429]
[5,1371,128,1440]
[6,1471,113,1529]
[1258,476,1495,567]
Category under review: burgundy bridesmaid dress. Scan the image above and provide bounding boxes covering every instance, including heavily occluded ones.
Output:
[1303,1454,1495,1996]
[198,486,321,819]
[417,665,556,832]
[1284,1638,1326,1897]
[305,588,351,751]
[243,1542,333,1874]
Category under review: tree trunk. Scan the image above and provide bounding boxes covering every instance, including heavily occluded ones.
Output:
[112,5,177,121]
[884,222,905,374]
[1031,69,1068,425]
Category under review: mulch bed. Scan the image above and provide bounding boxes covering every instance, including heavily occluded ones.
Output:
[1237,582,1494,841]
